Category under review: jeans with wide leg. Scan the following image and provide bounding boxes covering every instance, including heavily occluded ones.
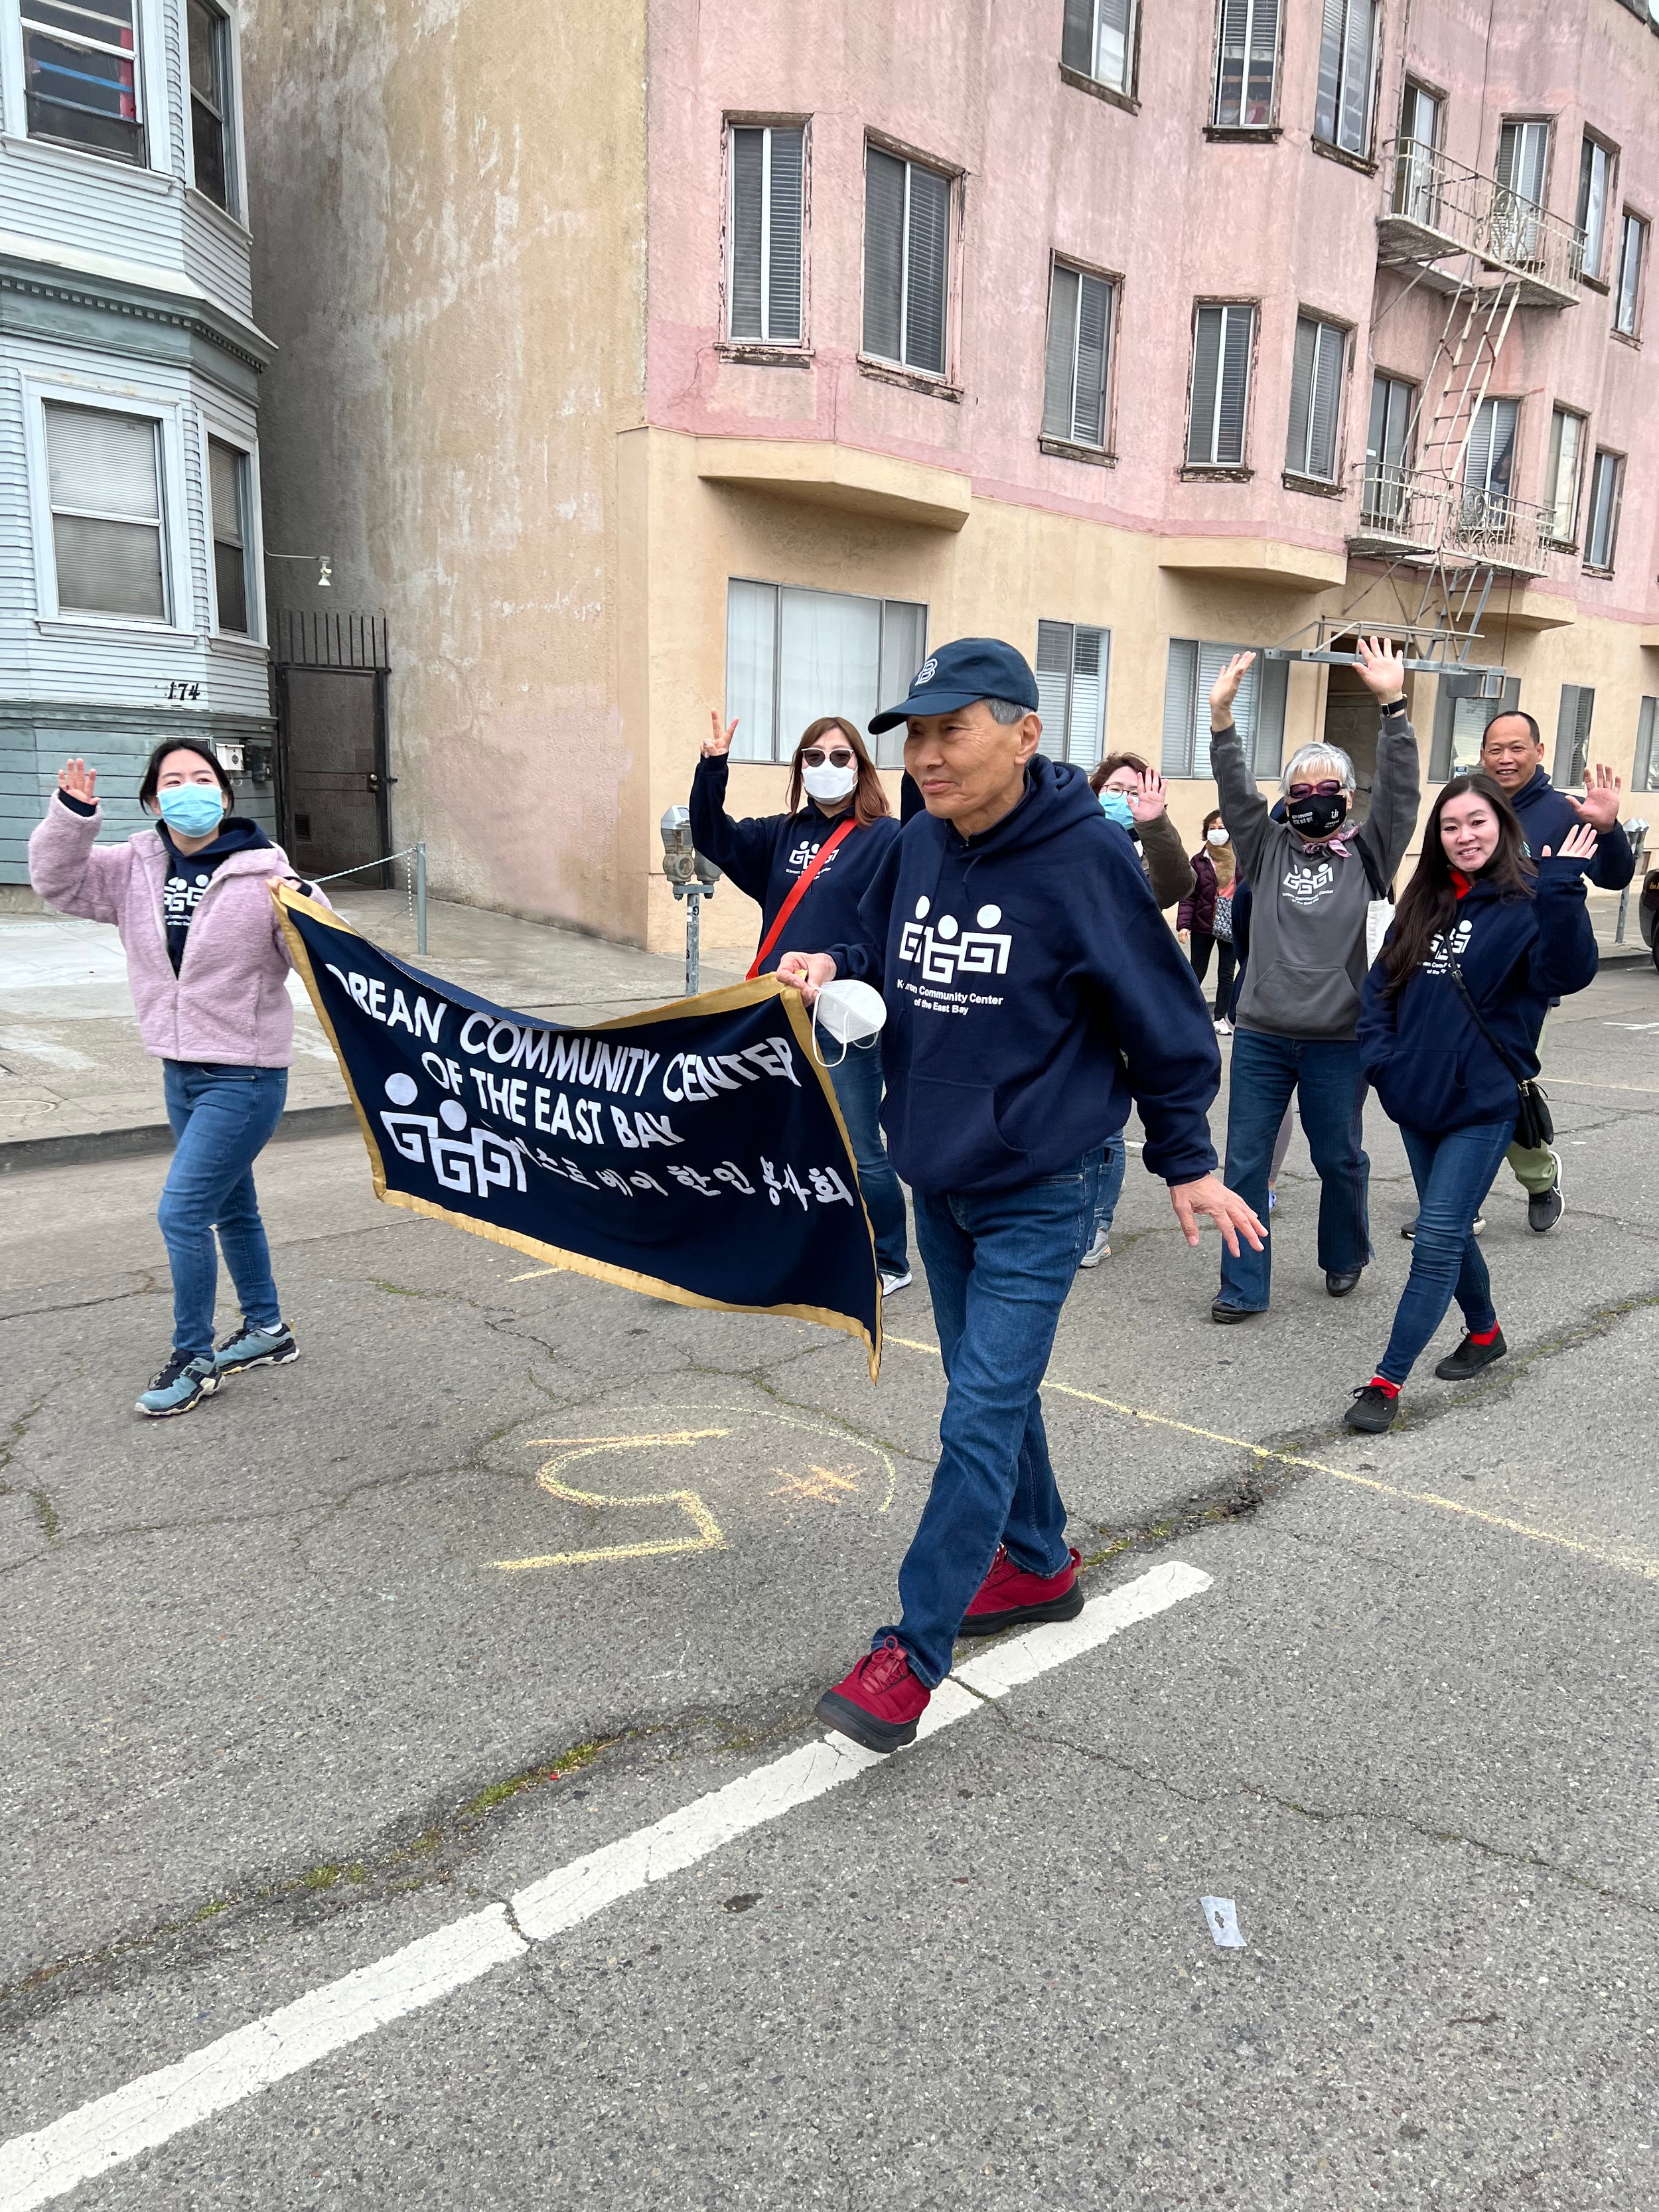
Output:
[1375,1118,1516,1384]
[824,1036,908,1276]
[1218,1028,1372,1312]
[880,1149,1100,1686]
[159,1061,289,1359]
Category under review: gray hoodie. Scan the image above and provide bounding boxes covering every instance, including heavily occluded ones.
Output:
[1212,700,1421,1041]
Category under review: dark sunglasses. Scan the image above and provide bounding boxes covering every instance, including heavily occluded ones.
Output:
[1287,779,1344,798]
[801,747,855,768]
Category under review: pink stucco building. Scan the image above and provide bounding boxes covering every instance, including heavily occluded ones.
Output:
[241,0,1659,954]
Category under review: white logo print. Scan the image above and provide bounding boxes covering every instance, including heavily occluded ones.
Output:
[899,897,1011,983]
[786,836,839,874]
[914,656,938,686]
[1281,857,1336,909]
[1422,918,1473,975]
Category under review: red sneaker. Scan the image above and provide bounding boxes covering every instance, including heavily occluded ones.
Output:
[959,1545,1084,1637]
[816,1636,930,1753]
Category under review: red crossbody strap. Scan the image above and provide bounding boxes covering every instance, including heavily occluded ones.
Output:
[747,818,857,982]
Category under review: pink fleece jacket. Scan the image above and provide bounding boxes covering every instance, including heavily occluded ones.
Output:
[28,796,325,1068]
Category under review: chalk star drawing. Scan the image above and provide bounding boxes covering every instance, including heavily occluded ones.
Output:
[494,1430,729,1572]
[768,1464,863,1504]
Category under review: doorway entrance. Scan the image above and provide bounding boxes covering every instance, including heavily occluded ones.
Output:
[273,612,393,884]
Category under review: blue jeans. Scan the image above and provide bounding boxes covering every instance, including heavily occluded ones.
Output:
[1091,1132,1128,1240]
[159,1062,289,1359]
[1219,1029,1372,1311]
[826,1037,908,1276]
[1376,1119,1515,1384]
[881,1149,1100,1686]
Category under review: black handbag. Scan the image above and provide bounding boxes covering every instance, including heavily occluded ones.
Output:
[1449,961,1554,1149]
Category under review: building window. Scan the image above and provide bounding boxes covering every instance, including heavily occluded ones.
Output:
[1042,263,1114,449]
[725,579,927,771]
[1061,0,1136,95]
[22,0,145,165]
[1285,314,1346,481]
[1362,372,1414,524]
[1313,0,1376,159]
[728,124,804,345]
[1212,0,1278,128]
[863,147,950,378]
[1393,82,1442,222]
[1161,640,1287,778]
[1494,120,1550,263]
[1429,672,1520,782]
[1543,407,1585,544]
[44,401,167,621]
[187,0,234,211]
[1583,449,1623,569]
[1186,304,1254,467]
[208,437,252,634]
[1459,395,1518,534]
[1553,685,1594,789]
[1035,621,1110,767]
[1614,211,1646,336]
[1632,697,1659,793]
[1576,133,1615,283]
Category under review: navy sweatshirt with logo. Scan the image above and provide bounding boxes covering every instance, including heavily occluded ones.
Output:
[1358,859,1598,1134]
[689,756,900,974]
[1509,766,1634,891]
[818,755,1220,1194]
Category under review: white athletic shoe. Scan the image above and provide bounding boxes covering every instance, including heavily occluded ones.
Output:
[1078,1226,1111,1270]
[1214,1017,1234,1035]
[879,1268,913,1297]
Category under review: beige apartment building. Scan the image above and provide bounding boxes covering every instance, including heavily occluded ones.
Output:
[239,0,1659,961]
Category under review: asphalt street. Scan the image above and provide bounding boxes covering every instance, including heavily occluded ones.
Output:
[1,960,1656,2210]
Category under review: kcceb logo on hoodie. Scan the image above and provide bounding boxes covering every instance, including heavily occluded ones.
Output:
[898,896,1013,994]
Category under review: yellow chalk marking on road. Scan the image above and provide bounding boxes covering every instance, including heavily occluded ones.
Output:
[768,1464,863,1504]
[494,1431,729,1571]
[509,1265,564,1280]
[885,1337,1658,1583]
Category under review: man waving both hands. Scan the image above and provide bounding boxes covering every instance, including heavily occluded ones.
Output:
[776,637,1262,1755]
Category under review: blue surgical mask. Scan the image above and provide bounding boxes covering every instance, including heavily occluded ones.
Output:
[157,784,227,838]
[1098,790,1134,831]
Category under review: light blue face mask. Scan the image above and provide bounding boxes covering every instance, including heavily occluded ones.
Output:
[1098,789,1135,831]
[157,784,227,838]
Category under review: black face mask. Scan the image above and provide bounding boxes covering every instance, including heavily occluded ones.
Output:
[1284,790,1349,840]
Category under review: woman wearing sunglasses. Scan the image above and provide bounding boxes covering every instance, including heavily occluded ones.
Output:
[691,711,910,1294]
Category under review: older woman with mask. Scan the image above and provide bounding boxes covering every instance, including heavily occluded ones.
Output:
[1207,638,1421,1322]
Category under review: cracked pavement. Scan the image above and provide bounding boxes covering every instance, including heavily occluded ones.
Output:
[1,964,1656,2207]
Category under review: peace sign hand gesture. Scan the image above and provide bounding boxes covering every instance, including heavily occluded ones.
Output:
[703,710,737,759]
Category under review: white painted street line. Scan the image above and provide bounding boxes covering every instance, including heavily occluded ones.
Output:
[0,1560,1212,2211]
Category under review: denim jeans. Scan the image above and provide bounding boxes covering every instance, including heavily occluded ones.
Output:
[159,1061,289,1359]
[880,1149,1101,1686]
[1091,1132,1128,1241]
[1376,1119,1516,1384]
[825,1036,908,1275]
[1218,1028,1371,1311]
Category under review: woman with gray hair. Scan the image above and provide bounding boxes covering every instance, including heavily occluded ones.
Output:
[1207,638,1421,1322]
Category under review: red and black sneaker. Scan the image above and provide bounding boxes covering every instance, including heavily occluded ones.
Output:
[959,1545,1085,1638]
[816,1636,930,1753]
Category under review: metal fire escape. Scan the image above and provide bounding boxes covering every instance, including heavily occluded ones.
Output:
[1274,136,1586,680]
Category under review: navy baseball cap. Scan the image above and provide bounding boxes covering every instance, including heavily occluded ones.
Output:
[868,636,1041,734]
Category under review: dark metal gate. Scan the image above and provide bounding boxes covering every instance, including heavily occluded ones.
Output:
[273,611,394,885]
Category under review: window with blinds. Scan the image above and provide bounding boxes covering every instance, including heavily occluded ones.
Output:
[1615,212,1646,336]
[44,402,167,621]
[1034,622,1110,768]
[1187,305,1254,467]
[1583,450,1623,569]
[1632,697,1659,794]
[1460,396,1518,538]
[1543,409,1585,544]
[1042,263,1114,449]
[863,147,951,378]
[1161,641,1288,779]
[1313,0,1376,157]
[1285,315,1346,480]
[1494,120,1550,263]
[1212,0,1279,128]
[1363,373,1414,524]
[188,0,233,210]
[1553,686,1595,789]
[728,124,805,344]
[1576,135,1615,284]
[1429,672,1518,782]
[208,438,251,635]
[1393,82,1442,223]
[725,580,927,771]
[1061,0,1137,96]
[23,0,144,163]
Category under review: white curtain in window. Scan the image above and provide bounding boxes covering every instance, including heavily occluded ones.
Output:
[1315,0,1374,155]
[725,580,777,759]
[1633,697,1658,794]
[875,600,927,767]
[779,587,883,749]
[1615,215,1644,334]
[45,404,165,620]
[1545,410,1582,542]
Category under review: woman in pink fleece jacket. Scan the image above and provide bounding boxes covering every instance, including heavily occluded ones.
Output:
[29,738,323,1418]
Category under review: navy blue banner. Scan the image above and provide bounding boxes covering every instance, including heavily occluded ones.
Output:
[275,889,880,1376]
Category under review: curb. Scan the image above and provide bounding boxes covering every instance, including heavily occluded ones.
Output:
[0,1102,360,1177]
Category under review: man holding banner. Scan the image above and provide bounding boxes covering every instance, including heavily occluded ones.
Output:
[780,638,1263,1755]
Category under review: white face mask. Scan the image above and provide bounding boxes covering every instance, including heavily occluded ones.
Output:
[1207,825,1230,846]
[812,978,887,1067]
[801,761,859,803]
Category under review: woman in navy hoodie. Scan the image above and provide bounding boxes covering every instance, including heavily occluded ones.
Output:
[690,711,908,1291]
[1344,773,1599,1432]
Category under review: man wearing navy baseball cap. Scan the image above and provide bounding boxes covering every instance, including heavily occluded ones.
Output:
[780,637,1262,1753]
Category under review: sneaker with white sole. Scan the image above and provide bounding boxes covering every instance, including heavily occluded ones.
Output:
[1402,1215,1484,1240]
[1528,1151,1564,1232]
[136,1351,220,1419]
[1078,1226,1110,1269]
[214,1319,298,1375]
[879,1268,912,1298]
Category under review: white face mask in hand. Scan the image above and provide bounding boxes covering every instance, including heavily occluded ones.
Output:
[801,761,859,802]
[811,979,887,1067]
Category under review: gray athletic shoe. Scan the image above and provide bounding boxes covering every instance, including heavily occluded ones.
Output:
[1528,1151,1565,1233]
[214,1319,298,1375]
[136,1351,220,1419]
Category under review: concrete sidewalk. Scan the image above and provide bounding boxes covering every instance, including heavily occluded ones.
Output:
[0,891,741,1171]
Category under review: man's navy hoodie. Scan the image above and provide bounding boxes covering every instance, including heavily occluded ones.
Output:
[819,755,1220,1195]
[1358,859,1598,1134]
[1509,766,1633,890]
[689,756,899,973]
